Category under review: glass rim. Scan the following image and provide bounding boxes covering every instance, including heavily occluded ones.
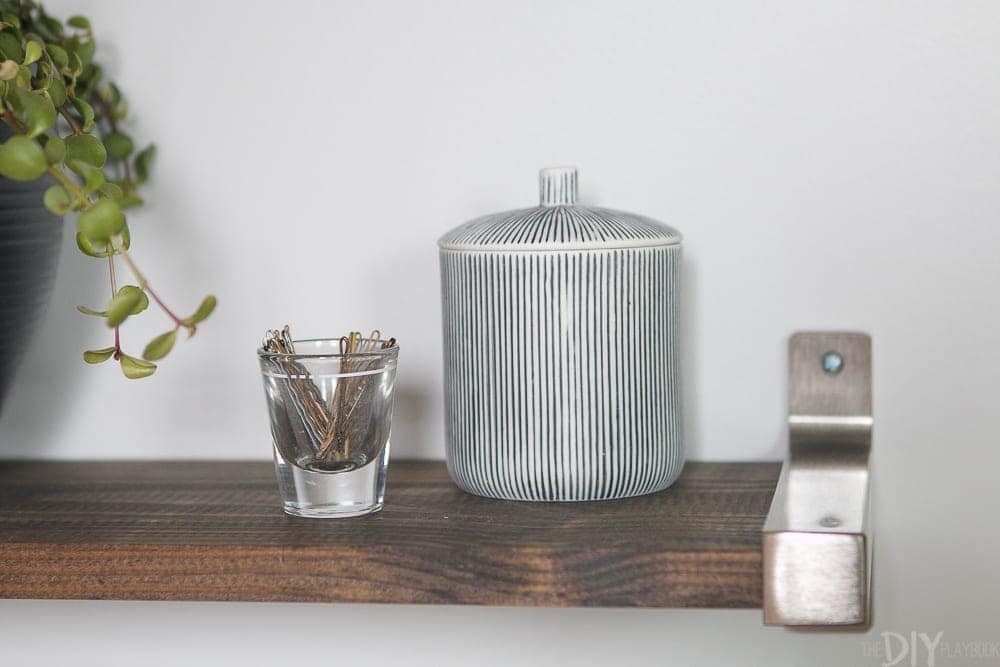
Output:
[257,336,399,360]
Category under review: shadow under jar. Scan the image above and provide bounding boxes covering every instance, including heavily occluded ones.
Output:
[258,338,399,517]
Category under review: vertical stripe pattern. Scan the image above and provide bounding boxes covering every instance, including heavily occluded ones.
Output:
[440,245,682,501]
[439,205,682,252]
[538,167,578,207]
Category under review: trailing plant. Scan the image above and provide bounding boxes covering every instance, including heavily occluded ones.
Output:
[0,1,214,379]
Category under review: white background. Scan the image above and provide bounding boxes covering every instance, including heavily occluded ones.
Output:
[2,1,999,665]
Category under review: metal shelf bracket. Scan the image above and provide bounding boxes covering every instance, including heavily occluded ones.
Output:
[763,331,873,627]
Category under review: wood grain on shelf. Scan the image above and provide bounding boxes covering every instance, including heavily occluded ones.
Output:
[0,460,778,608]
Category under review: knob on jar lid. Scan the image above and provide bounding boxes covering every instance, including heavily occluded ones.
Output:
[438,165,681,251]
[539,166,578,206]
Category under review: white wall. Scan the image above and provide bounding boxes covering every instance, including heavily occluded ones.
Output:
[2,1,999,665]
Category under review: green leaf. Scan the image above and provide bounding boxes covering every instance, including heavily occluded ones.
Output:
[117,284,148,314]
[0,136,46,181]
[83,347,115,364]
[67,51,82,76]
[73,39,95,68]
[83,165,104,192]
[101,82,121,106]
[67,16,92,30]
[134,144,155,184]
[68,159,105,193]
[188,295,217,324]
[0,31,24,62]
[43,135,65,163]
[0,58,16,80]
[119,221,130,250]
[14,63,30,88]
[75,231,109,257]
[78,62,101,96]
[14,89,56,138]
[66,133,106,167]
[120,194,143,209]
[143,329,177,361]
[103,132,133,160]
[77,198,124,244]
[34,60,53,81]
[66,158,88,176]
[68,96,95,132]
[2,14,21,30]
[45,74,66,107]
[37,13,64,42]
[76,305,106,317]
[23,40,42,65]
[98,181,123,201]
[119,354,156,379]
[105,286,142,327]
[46,43,68,68]
[43,184,71,215]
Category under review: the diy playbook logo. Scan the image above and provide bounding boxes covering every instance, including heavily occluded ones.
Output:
[872,632,943,666]
[863,632,1000,665]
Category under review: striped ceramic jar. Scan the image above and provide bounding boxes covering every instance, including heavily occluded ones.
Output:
[438,167,683,501]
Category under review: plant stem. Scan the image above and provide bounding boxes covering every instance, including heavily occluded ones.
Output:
[107,253,121,359]
[58,105,83,135]
[45,165,90,208]
[2,106,23,133]
[112,242,194,334]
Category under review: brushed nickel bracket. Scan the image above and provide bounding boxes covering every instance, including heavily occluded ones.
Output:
[763,332,873,627]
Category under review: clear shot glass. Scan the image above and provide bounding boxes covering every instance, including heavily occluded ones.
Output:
[257,338,399,517]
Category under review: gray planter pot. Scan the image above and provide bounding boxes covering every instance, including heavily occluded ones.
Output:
[0,126,64,412]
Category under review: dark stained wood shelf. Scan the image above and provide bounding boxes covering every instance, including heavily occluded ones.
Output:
[0,460,779,608]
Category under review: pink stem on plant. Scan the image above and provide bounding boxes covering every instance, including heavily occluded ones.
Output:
[115,244,194,334]
[145,283,189,331]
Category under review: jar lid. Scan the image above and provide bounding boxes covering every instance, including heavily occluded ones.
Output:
[438,166,682,252]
